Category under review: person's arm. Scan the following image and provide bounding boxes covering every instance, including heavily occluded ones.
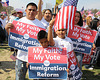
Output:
[56,6,58,14]
[48,19,55,46]
[5,23,14,35]
[35,0,43,20]
[26,63,29,68]
[53,5,56,14]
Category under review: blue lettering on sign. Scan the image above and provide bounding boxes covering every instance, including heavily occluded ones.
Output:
[70,38,93,54]
[29,63,67,79]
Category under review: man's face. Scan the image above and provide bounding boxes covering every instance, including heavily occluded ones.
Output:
[0,15,5,20]
[25,5,37,20]
[39,38,49,48]
[17,12,23,18]
[43,10,52,22]
[56,29,67,39]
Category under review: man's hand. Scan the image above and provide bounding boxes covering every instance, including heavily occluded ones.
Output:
[5,23,14,30]
[93,43,96,49]
[86,27,91,30]
[26,63,29,68]
[66,69,69,73]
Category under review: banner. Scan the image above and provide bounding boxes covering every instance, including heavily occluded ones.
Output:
[28,47,68,79]
[68,25,97,54]
[56,0,63,6]
[9,20,45,52]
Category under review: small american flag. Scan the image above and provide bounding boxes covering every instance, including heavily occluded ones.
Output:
[1,0,9,7]
[54,0,78,31]
[6,0,9,6]
[80,6,84,15]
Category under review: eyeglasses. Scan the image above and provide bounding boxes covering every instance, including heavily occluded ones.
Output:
[28,9,36,11]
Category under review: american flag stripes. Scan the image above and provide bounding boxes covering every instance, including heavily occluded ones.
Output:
[54,0,78,31]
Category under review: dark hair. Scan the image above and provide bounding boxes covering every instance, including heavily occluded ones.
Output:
[26,2,37,10]
[89,18,99,31]
[44,9,52,14]
[76,11,83,26]
[37,30,48,40]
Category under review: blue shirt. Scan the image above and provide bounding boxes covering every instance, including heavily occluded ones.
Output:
[14,17,20,21]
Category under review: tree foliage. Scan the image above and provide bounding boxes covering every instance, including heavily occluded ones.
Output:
[0,0,2,10]
[0,6,14,15]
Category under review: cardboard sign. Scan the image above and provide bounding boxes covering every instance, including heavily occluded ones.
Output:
[82,49,98,64]
[68,51,82,80]
[9,20,45,51]
[68,25,97,54]
[28,47,68,79]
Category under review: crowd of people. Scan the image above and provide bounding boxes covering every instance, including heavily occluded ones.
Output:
[0,0,100,80]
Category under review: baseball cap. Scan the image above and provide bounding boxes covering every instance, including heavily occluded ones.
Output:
[17,11,23,13]
[11,10,17,15]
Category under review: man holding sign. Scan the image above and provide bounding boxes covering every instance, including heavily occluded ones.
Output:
[5,2,45,80]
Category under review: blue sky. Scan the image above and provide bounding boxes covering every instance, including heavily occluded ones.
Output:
[2,0,100,10]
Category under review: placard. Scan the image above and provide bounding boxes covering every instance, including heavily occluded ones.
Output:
[68,25,97,54]
[9,20,45,51]
[82,49,98,64]
[28,47,68,79]
[68,51,82,80]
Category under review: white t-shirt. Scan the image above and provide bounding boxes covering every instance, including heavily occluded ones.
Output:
[53,36,74,53]
[41,17,49,30]
[17,17,45,62]
[41,17,54,37]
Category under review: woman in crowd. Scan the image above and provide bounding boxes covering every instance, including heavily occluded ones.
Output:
[74,11,83,70]
[84,16,92,29]
[91,18,100,67]
[85,18,100,69]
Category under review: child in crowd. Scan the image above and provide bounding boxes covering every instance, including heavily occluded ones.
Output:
[30,30,68,80]
[37,30,49,48]
[48,19,82,80]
